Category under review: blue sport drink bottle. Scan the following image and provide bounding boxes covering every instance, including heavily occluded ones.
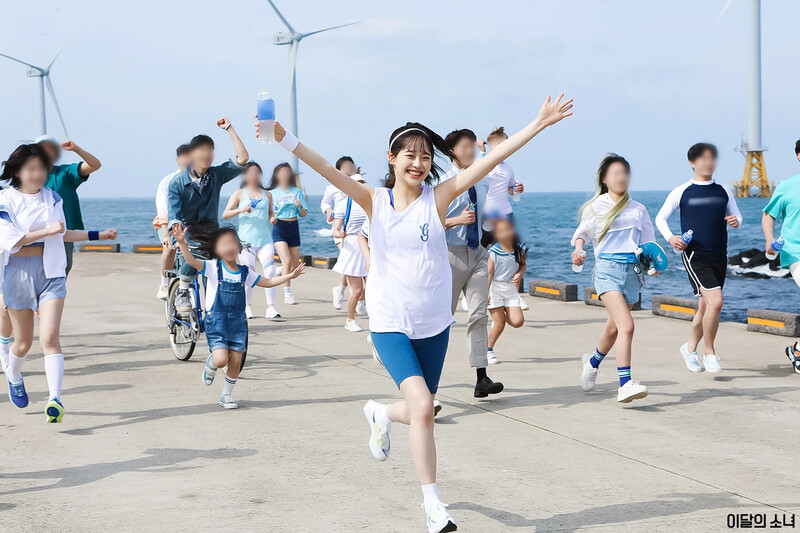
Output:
[257,90,275,144]
[674,229,693,254]
[766,236,784,260]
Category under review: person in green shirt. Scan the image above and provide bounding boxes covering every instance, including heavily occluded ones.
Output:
[762,139,800,374]
[36,135,103,274]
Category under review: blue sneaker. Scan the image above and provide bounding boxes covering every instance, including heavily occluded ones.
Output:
[7,376,28,408]
[203,355,217,386]
[45,397,65,423]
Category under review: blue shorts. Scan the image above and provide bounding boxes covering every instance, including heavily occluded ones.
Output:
[272,219,301,247]
[370,327,450,394]
[205,311,248,353]
[593,259,641,305]
[3,255,67,311]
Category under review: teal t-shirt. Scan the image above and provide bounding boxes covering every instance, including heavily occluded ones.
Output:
[763,174,800,268]
[271,186,307,219]
[46,163,87,230]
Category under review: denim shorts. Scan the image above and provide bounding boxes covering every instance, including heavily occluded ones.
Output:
[3,255,67,311]
[205,311,248,353]
[370,326,450,394]
[593,259,641,305]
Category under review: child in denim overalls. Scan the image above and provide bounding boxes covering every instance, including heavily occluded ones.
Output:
[172,223,305,408]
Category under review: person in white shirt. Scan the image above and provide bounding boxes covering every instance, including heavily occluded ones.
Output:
[333,174,369,332]
[323,156,361,311]
[571,154,654,404]
[479,127,524,224]
[0,143,117,423]
[257,92,573,532]
[154,144,191,300]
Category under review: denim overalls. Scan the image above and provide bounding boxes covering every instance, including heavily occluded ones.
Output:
[204,261,249,353]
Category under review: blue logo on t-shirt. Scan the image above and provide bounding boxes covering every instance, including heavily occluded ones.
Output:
[420,223,429,242]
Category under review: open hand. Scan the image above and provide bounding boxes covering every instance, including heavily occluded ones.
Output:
[725,215,739,228]
[61,140,79,152]
[536,93,574,127]
[217,117,231,130]
[47,221,65,236]
[100,229,118,241]
[291,262,306,279]
[171,222,188,244]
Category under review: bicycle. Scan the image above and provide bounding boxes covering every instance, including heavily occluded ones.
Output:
[164,245,206,361]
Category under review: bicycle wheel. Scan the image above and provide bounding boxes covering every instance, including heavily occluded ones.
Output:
[167,280,198,361]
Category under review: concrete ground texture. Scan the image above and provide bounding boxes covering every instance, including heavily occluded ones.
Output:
[1,253,798,532]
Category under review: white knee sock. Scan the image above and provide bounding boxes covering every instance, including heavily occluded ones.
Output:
[421,482,441,505]
[7,351,26,382]
[283,286,292,295]
[44,353,64,399]
[222,375,237,396]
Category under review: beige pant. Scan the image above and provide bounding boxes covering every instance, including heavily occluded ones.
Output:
[449,245,489,368]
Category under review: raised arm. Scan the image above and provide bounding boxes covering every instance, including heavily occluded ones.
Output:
[434,94,573,212]
[257,120,373,215]
[218,118,249,165]
[61,140,102,177]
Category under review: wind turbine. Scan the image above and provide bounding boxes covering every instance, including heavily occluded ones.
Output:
[717,0,773,197]
[0,43,69,137]
[266,0,360,173]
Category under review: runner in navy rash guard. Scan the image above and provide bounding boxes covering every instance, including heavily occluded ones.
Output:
[655,143,742,374]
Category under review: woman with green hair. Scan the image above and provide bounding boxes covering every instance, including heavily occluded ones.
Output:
[571,154,655,404]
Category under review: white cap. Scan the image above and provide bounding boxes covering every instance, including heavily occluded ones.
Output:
[350,173,366,183]
[34,135,59,145]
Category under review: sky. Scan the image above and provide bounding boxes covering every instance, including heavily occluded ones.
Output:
[1,0,799,198]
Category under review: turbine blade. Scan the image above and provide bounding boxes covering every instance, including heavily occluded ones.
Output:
[45,75,69,138]
[717,0,735,22]
[0,52,39,70]
[47,39,71,70]
[301,21,361,39]
[265,0,296,33]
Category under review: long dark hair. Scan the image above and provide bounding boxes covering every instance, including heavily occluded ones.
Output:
[267,162,296,190]
[240,161,265,189]
[191,224,242,260]
[0,143,51,188]
[384,122,454,188]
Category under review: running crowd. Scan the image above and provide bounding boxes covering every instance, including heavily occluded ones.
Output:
[1,95,799,533]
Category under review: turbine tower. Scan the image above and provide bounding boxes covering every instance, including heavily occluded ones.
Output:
[0,43,69,137]
[718,0,774,197]
[266,0,359,173]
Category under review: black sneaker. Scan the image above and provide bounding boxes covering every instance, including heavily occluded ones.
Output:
[175,289,192,314]
[474,376,504,398]
[785,345,800,375]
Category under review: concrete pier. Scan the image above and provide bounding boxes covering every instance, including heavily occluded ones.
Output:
[1,254,798,532]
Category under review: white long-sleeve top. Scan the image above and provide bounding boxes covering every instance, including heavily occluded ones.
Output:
[0,187,68,279]
[571,194,656,256]
[320,184,345,217]
[155,169,180,222]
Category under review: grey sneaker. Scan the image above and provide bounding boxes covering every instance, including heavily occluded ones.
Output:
[175,289,192,314]
[202,355,217,386]
[220,394,239,409]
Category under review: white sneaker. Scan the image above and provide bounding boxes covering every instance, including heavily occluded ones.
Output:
[367,334,383,366]
[0,345,9,374]
[363,400,391,461]
[617,380,648,403]
[332,286,344,310]
[518,295,530,311]
[156,284,169,300]
[487,351,499,365]
[265,306,281,319]
[703,354,722,373]
[355,300,368,316]
[433,399,442,417]
[345,319,362,332]
[219,394,239,409]
[580,354,598,392]
[423,501,457,533]
[284,294,296,305]
[460,295,468,312]
[245,305,254,319]
[679,343,703,372]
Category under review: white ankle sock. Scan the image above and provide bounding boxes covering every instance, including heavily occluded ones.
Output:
[421,482,441,505]
[179,279,190,290]
[222,375,237,396]
[161,275,169,286]
[44,353,64,399]
[7,351,25,382]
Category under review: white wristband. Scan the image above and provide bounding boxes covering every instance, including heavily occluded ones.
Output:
[279,131,299,152]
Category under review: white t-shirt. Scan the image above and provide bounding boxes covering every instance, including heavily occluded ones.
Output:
[156,169,180,220]
[320,184,345,217]
[484,162,516,216]
[200,259,261,311]
[571,194,656,257]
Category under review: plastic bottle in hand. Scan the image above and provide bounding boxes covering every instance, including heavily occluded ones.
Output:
[257,91,275,144]
[766,236,784,261]
[572,251,586,273]
[512,181,521,202]
[674,229,693,254]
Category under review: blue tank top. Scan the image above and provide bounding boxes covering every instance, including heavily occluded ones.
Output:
[236,189,272,247]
